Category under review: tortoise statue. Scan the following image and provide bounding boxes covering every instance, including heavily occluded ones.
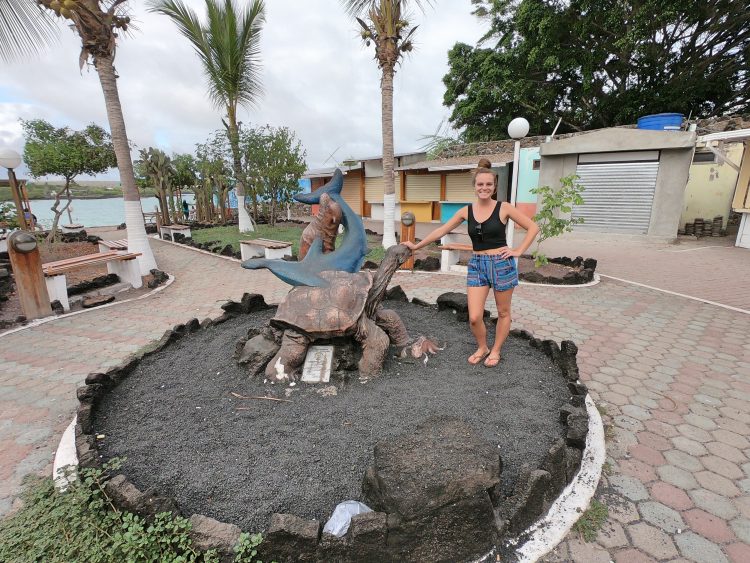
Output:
[265,244,413,382]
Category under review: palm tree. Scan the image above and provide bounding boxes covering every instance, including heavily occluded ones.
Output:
[343,0,430,248]
[0,0,58,62]
[35,0,157,274]
[149,0,265,233]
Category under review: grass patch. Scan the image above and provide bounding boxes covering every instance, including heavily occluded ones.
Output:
[0,461,263,562]
[191,224,386,262]
[572,498,609,542]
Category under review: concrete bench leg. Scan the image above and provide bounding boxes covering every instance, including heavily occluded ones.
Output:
[109,259,143,289]
[161,227,172,240]
[46,275,70,312]
[264,246,292,260]
[441,249,460,272]
[97,242,108,253]
[241,245,263,261]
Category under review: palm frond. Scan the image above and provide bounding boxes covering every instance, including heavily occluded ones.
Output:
[0,0,59,62]
[151,0,265,112]
[341,0,432,19]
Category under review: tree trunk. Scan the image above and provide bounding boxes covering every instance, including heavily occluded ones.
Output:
[95,56,157,274]
[381,65,397,248]
[65,180,73,224]
[226,107,254,232]
[47,185,72,242]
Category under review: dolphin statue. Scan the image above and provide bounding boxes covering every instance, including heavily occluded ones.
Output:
[241,169,369,287]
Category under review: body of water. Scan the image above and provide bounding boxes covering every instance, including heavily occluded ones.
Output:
[24,195,195,228]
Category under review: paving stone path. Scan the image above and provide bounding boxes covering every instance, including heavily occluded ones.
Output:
[1,238,749,562]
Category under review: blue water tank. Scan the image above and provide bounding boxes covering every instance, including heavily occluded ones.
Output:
[637,113,684,131]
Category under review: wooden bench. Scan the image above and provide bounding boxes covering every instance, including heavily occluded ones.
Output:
[160,224,192,240]
[42,251,142,312]
[240,238,293,261]
[97,239,128,252]
[438,233,472,272]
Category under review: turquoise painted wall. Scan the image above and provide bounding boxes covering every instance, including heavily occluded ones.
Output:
[517,148,540,204]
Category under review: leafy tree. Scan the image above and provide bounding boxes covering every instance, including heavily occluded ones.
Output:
[21,118,116,240]
[171,153,199,220]
[136,148,176,226]
[196,131,231,224]
[150,0,265,233]
[342,0,431,248]
[240,125,306,227]
[37,0,157,273]
[0,0,58,62]
[444,0,750,141]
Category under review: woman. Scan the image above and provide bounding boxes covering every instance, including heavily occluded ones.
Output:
[403,159,539,367]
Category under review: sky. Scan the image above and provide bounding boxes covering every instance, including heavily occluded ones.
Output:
[0,0,487,181]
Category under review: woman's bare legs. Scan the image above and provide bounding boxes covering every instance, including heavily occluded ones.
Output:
[485,287,514,367]
[467,285,491,363]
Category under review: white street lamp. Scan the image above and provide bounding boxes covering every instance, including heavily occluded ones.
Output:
[0,149,29,230]
[507,117,529,252]
[0,148,22,170]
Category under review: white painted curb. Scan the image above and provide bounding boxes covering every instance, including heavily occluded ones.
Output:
[513,393,606,561]
[53,416,78,491]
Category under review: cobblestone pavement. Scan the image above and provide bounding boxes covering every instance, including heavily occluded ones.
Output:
[1,238,749,563]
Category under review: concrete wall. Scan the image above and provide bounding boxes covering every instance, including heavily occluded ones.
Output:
[539,129,696,236]
[649,149,694,236]
[681,143,744,229]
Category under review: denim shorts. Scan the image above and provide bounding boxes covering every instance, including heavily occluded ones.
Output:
[467,254,519,291]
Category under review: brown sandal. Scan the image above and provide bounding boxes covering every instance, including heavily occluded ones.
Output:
[468,350,490,365]
[484,354,501,368]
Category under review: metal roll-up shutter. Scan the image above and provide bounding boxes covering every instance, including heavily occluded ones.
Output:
[573,161,659,233]
[405,174,440,201]
[364,176,384,203]
[445,172,474,201]
[342,172,361,213]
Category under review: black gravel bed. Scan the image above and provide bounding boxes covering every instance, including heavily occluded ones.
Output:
[93,301,569,533]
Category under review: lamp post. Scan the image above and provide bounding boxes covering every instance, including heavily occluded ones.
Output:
[507,117,529,252]
[0,149,29,231]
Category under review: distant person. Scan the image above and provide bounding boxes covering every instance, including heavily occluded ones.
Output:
[182,199,190,220]
[403,158,539,368]
[23,208,38,228]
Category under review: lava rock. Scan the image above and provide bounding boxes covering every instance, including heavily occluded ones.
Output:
[259,513,320,562]
[188,514,242,555]
[237,333,280,376]
[362,416,501,519]
[82,295,116,308]
[51,300,64,315]
[68,273,120,297]
[414,256,440,271]
[566,412,589,448]
[384,285,408,302]
[410,297,431,307]
[220,244,234,257]
[437,292,491,322]
[507,469,552,533]
[362,260,378,270]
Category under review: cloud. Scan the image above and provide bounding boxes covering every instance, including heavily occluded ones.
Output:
[0,0,486,179]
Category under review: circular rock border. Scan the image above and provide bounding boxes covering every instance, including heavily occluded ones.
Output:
[518,256,598,285]
[61,291,600,561]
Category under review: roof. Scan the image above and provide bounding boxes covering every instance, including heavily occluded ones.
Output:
[540,128,696,156]
[395,153,515,172]
[302,164,359,179]
[697,128,750,143]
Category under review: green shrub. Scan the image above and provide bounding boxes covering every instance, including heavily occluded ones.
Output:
[530,174,585,267]
[0,460,263,562]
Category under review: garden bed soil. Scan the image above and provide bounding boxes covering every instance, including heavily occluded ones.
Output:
[92,300,571,535]
[516,256,574,279]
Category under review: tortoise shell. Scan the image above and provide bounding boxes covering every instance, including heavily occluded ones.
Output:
[272,270,373,338]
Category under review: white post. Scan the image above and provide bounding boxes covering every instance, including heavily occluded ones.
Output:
[507,139,521,250]
[506,117,530,255]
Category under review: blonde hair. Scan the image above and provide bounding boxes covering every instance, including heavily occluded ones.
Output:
[472,158,495,185]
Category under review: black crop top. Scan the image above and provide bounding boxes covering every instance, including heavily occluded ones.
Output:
[467,202,508,251]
